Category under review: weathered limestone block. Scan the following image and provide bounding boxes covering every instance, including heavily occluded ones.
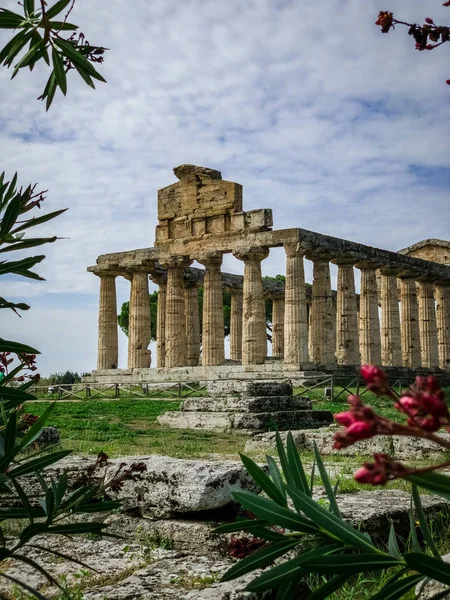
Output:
[198,253,225,366]
[159,410,333,432]
[418,279,439,368]
[184,283,200,366]
[379,268,402,367]
[358,264,381,366]
[310,257,334,364]
[161,256,192,367]
[415,553,450,600]
[400,277,422,367]
[182,396,312,412]
[335,260,359,365]
[233,247,269,365]
[283,243,308,364]
[436,282,450,370]
[206,380,293,397]
[128,268,152,369]
[230,291,243,361]
[95,270,119,370]
[271,295,285,358]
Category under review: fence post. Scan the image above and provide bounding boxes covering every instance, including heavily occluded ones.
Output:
[86,385,91,399]
[330,375,334,402]
[115,383,119,398]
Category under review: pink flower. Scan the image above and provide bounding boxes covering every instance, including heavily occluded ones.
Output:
[422,394,448,418]
[360,366,390,395]
[335,412,357,427]
[354,454,405,485]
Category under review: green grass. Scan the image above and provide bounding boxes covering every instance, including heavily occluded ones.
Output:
[25,399,247,458]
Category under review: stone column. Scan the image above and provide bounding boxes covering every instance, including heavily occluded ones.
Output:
[310,256,334,364]
[230,290,243,361]
[233,247,269,365]
[334,260,359,365]
[94,270,119,370]
[184,282,201,366]
[272,295,285,358]
[436,281,450,370]
[127,268,151,369]
[150,273,167,368]
[284,243,308,365]
[197,253,225,366]
[160,256,192,368]
[418,278,439,368]
[399,276,421,368]
[357,264,382,366]
[379,268,402,367]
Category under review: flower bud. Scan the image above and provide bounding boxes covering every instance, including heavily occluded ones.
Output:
[425,18,434,24]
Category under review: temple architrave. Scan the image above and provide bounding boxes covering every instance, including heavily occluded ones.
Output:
[86,165,450,384]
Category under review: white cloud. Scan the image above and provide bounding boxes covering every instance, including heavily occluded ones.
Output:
[0,0,449,374]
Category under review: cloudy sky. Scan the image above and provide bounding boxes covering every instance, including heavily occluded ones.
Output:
[1,0,449,376]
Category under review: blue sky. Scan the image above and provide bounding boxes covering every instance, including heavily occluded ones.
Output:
[1,0,449,376]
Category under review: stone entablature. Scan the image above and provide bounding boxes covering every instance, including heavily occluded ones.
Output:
[88,165,450,374]
[398,239,450,266]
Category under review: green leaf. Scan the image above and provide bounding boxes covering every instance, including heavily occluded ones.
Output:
[404,471,450,502]
[4,410,17,454]
[48,522,110,535]
[0,507,45,519]
[240,453,287,507]
[388,524,401,559]
[45,0,72,19]
[267,455,287,505]
[0,30,33,66]
[369,573,424,600]
[232,490,319,535]
[0,8,24,29]
[249,526,287,542]
[0,255,45,276]
[408,509,422,554]
[0,296,30,312]
[313,441,341,517]
[0,572,49,600]
[0,339,39,354]
[0,195,21,239]
[53,38,106,82]
[3,173,17,204]
[45,70,57,110]
[19,403,55,449]
[51,47,67,95]
[47,20,78,30]
[276,581,303,600]
[25,0,35,17]
[306,574,350,600]
[72,60,96,88]
[11,208,67,234]
[412,484,440,558]
[0,236,58,253]
[0,386,35,403]
[8,449,72,478]
[276,431,293,485]
[301,552,402,575]
[222,539,300,582]
[71,500,121,513]
[246,544,341,592]
[11,39,46,75]
[286,431,310,495]
[214,518,271,534]
[405,553,450,586]
[285,486,378,553]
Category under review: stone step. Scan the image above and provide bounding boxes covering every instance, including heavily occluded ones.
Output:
[158,410,333,432]
[206,379,292,397]
[182,395,311,413]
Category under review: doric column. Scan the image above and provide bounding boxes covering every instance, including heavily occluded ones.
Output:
[418,278,439,368]
[127,267,151,369]
[160,256,192,368]
[233,247,269,365]
[197,253,224,366]
[399,276,421,368]
[184,282,201,366]
[436,281,450,370]
[309,256,334,364]
[150,272,167,368]
[272,295,285,358]
[357,263,381,366]
[334,259,359,365]
[230,290,243,361]
[379,267,402,367]
[284,243,308,365]
[94,269,119,370]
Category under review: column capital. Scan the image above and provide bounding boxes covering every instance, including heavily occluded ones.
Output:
[149,272,167,286]
[233,246,269,262]
[305,251,334,262]
[354,260,383,270]
[435,279,450,288]
[159,255,192,270]
[89,266,125,279]
[284,242,306,258]
[378,266,403,276]
[196,251,223,268]
[397,270,420,280]
[332,257,356,266]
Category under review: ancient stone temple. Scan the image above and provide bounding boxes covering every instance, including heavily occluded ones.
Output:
[87,165,450,383]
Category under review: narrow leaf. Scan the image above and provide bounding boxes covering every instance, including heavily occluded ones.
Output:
[405,553,450,586]
[313,441,341,517]
[0,339,39,354]
[301,552,402,575]
[222,539,299,582]
[286,432,309,495]
[51,47,67,94]
[306,574,350,600]
[388,524,401,559]
[408,510,422,554]
[412,484,440,558]
[45,0,72,19]
[267,455,287,505]
[405,471,450,502]
[11,208,67,234]
[8,449,72,477]
[240,454,287,507]
[369,573,424,600]
[214,518,271,534]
